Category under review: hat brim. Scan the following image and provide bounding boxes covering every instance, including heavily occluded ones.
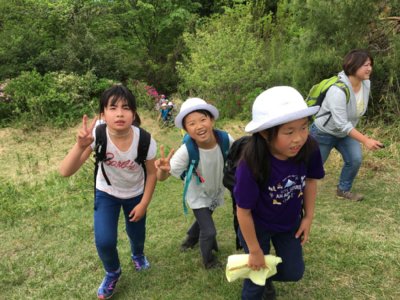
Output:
[175,103,219,129]
[245,106,319,133]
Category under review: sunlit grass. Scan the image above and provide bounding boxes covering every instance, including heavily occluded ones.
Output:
[1,115,399,299]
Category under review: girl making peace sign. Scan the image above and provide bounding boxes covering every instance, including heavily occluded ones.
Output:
[60,85,157,299]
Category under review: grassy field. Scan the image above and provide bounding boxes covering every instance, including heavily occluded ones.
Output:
[1,114,399,300]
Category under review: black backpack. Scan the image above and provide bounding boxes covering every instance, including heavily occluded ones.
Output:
[222,135,250,250]
[93,123,151,187]
[223,136,251,192]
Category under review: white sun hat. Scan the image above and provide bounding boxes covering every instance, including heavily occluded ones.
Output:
[174,97,219,129]
[245,86,319,133]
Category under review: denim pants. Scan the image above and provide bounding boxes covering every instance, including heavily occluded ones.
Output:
[94,189,146,272]
[187,208,218,265]
[238,222,304,300]
[310,123,362,191]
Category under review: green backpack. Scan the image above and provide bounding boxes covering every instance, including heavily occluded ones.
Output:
[306,75,350,125]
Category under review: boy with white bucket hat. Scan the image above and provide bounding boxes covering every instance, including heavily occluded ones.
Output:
[233,86,325,300]
[155,97,234,269]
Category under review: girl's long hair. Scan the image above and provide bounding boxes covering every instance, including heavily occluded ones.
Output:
[99,85,141,126]
[241,123,318,188]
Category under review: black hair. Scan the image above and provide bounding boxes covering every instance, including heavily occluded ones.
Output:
[182,109,214,131]
[99,85,141,126]
[342,49,374,76]
[241,124,318,188]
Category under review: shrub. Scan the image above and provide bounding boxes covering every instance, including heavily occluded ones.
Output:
[127,80,159,112]
[177,4,270,118]
[2,70,113,127]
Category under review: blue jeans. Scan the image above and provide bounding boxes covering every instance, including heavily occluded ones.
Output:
[310,123,362,191]
[238,222,304,300]
[94,190,146,272]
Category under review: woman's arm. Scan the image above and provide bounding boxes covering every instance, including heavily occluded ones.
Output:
[348,128,384,150]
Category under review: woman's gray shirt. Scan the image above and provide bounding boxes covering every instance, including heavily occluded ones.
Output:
[313,71,370,138]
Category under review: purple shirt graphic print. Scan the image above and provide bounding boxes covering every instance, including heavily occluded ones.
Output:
[234,147,324,233]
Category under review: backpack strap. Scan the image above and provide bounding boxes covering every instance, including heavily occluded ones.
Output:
[94,123,112,186]
[214,129,230,162]
[317,80,351,126]
[136,127,151,181]
[180,134,200,215]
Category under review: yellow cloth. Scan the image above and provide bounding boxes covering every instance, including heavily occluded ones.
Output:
[226,254,282,286]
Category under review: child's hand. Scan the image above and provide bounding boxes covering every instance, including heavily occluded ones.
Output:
[248,248,266,271]
[295,217,313,245]
[129,203,146,222]
[154,145,175,173]
[77,115,97,149]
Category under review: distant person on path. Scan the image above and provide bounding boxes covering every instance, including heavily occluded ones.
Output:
[235,86,325,300]
[310,49,383,201]
[158,102,171,122]
[155,98,234,269]
[59,85,157,299]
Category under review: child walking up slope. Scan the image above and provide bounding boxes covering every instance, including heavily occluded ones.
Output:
[59,85,157,299]
[155,98,233,269]
[234,87,325,300]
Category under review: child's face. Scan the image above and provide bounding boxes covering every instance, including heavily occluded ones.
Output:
[268,117,309,160]
[183,112,215,148]
[103,98,134,131]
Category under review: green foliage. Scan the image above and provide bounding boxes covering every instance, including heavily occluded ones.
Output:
[3,70,112,127]
[0,0,399,123]
[127,80,158,112]
[177,4,270,118]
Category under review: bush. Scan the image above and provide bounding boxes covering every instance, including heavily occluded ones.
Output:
[2,70,113,127]
[127,80,159,112]
[177,4,270,118]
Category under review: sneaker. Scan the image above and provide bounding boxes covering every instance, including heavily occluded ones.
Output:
[132,254,150,271]
[97,269,121,299]
[180,235,198,252]
[336,188,364,201]
[204,256,223,270]
[262,280,276,300]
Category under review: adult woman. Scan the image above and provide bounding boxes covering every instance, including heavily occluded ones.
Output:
[310,49,383,201]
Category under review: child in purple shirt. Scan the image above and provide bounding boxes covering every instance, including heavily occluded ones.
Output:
[234,86,325,300]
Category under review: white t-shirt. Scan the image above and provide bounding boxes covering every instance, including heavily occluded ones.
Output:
[170,135,234,209]
[91,125,157,199]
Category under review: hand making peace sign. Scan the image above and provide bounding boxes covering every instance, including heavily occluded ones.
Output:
[77,114,98,149]
[154,145,175,173]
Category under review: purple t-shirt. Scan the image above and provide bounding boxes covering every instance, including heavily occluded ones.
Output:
[234,147,324,232]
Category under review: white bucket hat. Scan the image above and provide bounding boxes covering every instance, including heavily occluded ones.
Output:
[174,97,219,129]
[245,86,319,133]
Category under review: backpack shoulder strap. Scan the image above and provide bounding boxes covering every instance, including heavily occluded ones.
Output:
[94,123,112,186]
[214,129,230,162]
[94,123,107,163]
[333,81,350,103]
[180,134,200,215]
[136,127,151,167]
[183,134,200,170]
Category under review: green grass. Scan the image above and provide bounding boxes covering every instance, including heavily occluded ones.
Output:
[1,116,399,299]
